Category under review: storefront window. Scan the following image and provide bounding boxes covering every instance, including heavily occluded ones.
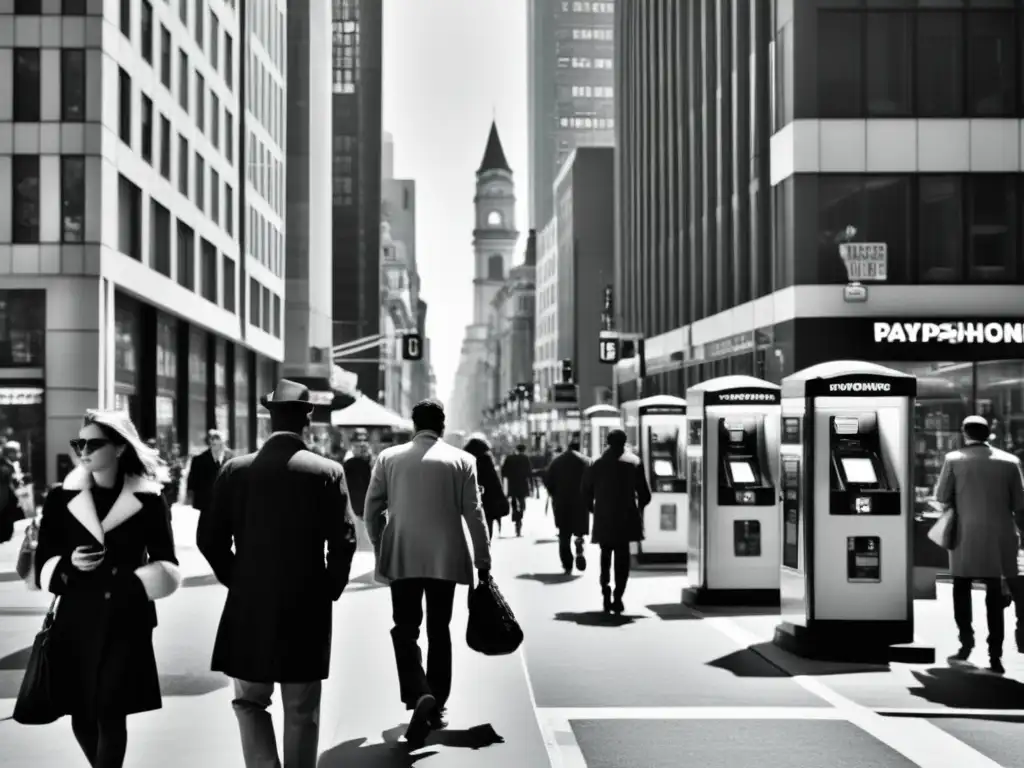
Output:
[214,338,230,437]
[188,327,208,455]
[114,294,142,425]
[976,361,1024,455]
[0,386,46,492]
[155,313,178,455]
[0,290,45,366]
[234,346,250,453]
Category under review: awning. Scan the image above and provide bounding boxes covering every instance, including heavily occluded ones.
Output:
[331,396,414,432]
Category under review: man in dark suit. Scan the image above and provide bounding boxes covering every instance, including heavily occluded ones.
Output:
[501,444,533,536]
[543,436,592,574]
[198,379,358,768]
[186,429,232,516]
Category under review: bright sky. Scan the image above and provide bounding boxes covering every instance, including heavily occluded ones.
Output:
[382,0,528,403]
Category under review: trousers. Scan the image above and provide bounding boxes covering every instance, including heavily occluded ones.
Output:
[390,577,457,710]
[231,678,322,768]
[599,544,631,597]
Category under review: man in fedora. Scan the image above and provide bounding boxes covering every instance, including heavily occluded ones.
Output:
[198,379,358,768]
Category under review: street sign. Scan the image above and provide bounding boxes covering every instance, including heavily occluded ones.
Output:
[599,331,619,364]
[839,242,887,282]
[551,382,579,405]
[401,333,423,361]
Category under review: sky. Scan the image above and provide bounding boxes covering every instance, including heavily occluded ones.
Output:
[382,0,528,403]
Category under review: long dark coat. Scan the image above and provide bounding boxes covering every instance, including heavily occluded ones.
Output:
[501,452,534,498]
[464,439,509,522]
[543,449,592,536]
[186,448,232,513]
[33,467,180,717]
[581,448,652,548]
[197,432,358,683]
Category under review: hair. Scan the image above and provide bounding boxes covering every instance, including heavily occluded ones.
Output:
[962,421,990,443]
[515,444,526,453]
[269,404,312,435]
[412,399,445,434]
[606,429,627,450]
[568,438,581,451]
[206,429,225,444]
[82,412,161,479]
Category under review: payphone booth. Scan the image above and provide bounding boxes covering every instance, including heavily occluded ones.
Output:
[620,395,688,564]
[774,361,929,661]
[682,376,782,607]
[581,404,621,460]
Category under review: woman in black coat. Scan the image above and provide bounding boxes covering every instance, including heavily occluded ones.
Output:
[464,435,509,539]
[34,409,181,768]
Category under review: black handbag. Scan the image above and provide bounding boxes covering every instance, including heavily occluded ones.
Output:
[13,595,62,725]
[466,576,523,656]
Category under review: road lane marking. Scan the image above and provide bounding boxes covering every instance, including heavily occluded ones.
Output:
[704,616,1008,768]
[538,706,848,720]
[876,708,1024,719]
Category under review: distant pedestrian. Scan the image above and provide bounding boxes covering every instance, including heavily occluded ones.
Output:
[186,429,231,516]
[33,409,180,768]
[581,429,651,614]
[463,433,509,539]
[364,399,491,748]
[343,428,373,518]
[936,415,1024,674]
[197,379,358,768]
[543,437,592,574]
[500,444,533,536]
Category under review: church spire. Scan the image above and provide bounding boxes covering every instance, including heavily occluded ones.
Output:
[477,121,511,174]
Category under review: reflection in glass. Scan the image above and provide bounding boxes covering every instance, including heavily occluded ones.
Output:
[976,361,1024,456]
[0,290,45,366]
[61,156,86,243]
[647,426,684,480]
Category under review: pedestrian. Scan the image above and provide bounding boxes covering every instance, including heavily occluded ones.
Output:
[463,433,509,539]
[0,440,26,543]
[364,399,491,748]
[936,415,1024,674]
[186,428,231,516]
[580,428,652,614]
[343,428,373,519]
[543,436,592,575]
[500,444,533,537]
[33,409,180,768]
[196,379,358,768]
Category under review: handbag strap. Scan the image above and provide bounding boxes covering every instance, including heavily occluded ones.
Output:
[46,595,58,616]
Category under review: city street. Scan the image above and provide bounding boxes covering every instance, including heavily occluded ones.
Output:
[1,498,1024,766]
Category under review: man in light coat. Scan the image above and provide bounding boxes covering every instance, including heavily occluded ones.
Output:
[364,399,492,748]
[935,415,1024,674]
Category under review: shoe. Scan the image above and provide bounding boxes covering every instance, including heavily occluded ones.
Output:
[574,538,587,571]
[563,566,573,576]
[989,659,1006,675]
[428,707,449,730]
[947,646,972,664]
[404,693,436,747]
[612,596,624,614]
[602,587,612,613]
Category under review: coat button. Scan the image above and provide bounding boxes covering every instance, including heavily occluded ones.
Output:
[104,592,111,600]
[111,567,118,576]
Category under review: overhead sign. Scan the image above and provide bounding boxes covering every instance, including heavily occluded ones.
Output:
[401,333,423,361]
[839,242,887,282]
[874,321,1024,345]
[0,387,44,406]
[599,331,619,364]
[551,382,579,405]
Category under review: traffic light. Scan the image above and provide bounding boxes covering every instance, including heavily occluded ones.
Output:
[401,333,423,361]
[560,358,574,383]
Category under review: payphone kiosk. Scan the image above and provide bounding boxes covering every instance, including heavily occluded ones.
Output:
[582,404,622,459]
[774,361,930,661]
[620,395,688,564]
[682,376,781,607]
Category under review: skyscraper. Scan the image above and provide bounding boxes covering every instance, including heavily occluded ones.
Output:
[527,0,615,229]
[331,0,383,399]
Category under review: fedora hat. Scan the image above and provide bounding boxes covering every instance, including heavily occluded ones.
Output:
[260,378,315,411]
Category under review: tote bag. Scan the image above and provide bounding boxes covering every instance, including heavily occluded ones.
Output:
[13,596,62,725]
[466,576,523,656]
[927,508,958,551]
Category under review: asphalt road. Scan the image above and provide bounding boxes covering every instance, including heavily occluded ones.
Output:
[1,499,1024,766]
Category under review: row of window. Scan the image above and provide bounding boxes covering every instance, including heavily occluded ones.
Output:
[815,9,1024,120]
[558,56,613,69]
[247,131,284,219]
[248,206,284,278]
[247,52,286,150]
[558,116,614,129]
[11,49,85,123]
[561,1,613,13]
[331,20,359,95]
[571,27,613,41]
[9,155,83,244]
[247,0,286,76]
[565,85,614,99]
[248,276,282,337]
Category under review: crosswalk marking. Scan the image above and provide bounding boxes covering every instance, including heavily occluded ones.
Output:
[538,706,848,720]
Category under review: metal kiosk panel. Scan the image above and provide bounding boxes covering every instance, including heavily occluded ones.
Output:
[682,375,782,608]
[581,404,622,460]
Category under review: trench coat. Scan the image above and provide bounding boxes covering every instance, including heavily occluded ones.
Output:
[581,448,652,548]
[463,438,509,523]
[543,449,592,536]
[197,432,358,683]
[935,443,1024,579]
[34,466,181,717]
[501,452,534,498]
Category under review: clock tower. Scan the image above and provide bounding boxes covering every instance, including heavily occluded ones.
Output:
[472,122,519,325]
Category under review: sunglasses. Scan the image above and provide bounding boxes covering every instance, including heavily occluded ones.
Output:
[70,438,113,455]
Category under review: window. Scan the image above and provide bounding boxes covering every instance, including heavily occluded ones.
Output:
[817,13,862,118]
[211,13,220,72]
[178,51,189,111]
[201,239,217,302]
[210,169,220,225]
[918,176,962,282]
[967,11,1015,117]
[195,153,205,211]
[141,94,153,164]
[968,175,1016,280]
[141,0,153,63]
[160,26,172,88]
[150,200,171,276]
[222,256,236,312]
[196,73,205,132]
[194,0,204,49]
[0,290,45,367]
[249,277,260,325]
[261,286,271,331]
[272,294,281,337]
[120,0,131,38]
[917,13,962,116]
[12,155,40,244]
[61,49,86,122]
[62,0,87,12]
[15,0,41,10]
[117,174,142,260]
[178,0,186,25]
[118,68,132,145]
[865,12,911,117]
[178,136,189,195]
[13,50,41,122]
[60,156,86,243]
[225,111,233,163]
[224,184,233,235]
[177,222,195,290]
[487,255,504,280]
[159,115,171,178]
[224,33,233,89]
[210,94,220,149]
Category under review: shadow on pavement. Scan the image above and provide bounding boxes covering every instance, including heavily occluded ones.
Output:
[318,724,503,767]
[181,573,221,588]
[646,603,701,620]
[910,667,1024,709]
[0,606,51,617]
[554,611,643,627]
[748,641,889,676]
[695,605,782,617]
[517,573,580,585]
[158,672,230,696]
[706,648,789,678]
[533,539,559,545]
[0,572,26,583]
[628,569,687,579]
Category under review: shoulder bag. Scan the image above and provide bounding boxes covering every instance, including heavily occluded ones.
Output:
[13,595,63,725]
[927,507,958,551]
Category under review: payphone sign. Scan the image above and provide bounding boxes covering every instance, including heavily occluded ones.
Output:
[847,536,881,583]
[704,389,781,406]
[806,375,916,398]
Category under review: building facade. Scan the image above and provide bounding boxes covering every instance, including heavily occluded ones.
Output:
[379,221,414,416]
[331,0,382,398]
[527,0,615,229]
[0,0,287,491]
[616,0,1024,487]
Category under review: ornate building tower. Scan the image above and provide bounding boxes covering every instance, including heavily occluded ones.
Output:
[472,123,519,327]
